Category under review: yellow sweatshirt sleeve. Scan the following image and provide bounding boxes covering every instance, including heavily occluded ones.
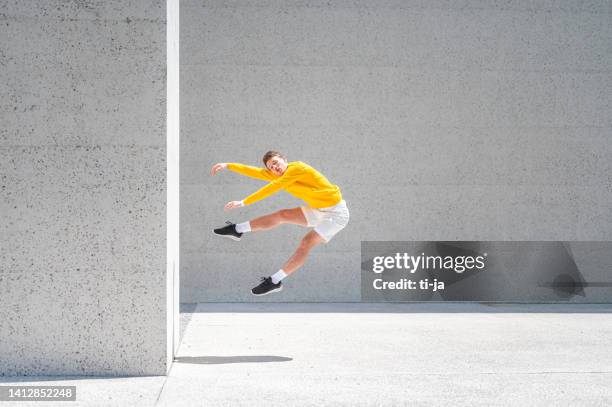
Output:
[226,163,274,181]
[242,164,306,205]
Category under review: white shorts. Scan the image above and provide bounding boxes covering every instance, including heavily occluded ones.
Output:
[300,200,350,243]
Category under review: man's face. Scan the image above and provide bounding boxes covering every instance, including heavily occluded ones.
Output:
[266,156,287,176]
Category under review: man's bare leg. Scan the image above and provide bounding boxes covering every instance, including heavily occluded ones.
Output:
[281,230,325,275]
[252,229,325,295]
[249,207,308,232]
[215,207,308,240]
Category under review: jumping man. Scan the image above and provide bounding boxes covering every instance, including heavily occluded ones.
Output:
[210,151,350,296]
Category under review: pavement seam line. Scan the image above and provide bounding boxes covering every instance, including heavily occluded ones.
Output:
[152,362,174,406]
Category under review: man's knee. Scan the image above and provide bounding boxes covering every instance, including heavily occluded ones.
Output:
[277,209,294,222]
[299,232,322,250]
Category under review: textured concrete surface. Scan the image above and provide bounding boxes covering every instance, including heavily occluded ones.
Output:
[180,1,612,302]
[2,303,611,406]
[0,1,169,375]
[119,301,612,406]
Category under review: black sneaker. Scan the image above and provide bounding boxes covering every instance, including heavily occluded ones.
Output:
[251,276,282,296]
[213,221,243,241]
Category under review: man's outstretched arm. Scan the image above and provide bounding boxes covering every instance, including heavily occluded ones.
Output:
[211,162,274,181]
[241,165,305,206]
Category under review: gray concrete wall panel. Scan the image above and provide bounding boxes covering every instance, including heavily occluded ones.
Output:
[181,1,612,302]
[1,1,168,375]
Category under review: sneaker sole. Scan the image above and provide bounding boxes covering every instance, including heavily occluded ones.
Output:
[251,286,283,296]
[212,230,241,241]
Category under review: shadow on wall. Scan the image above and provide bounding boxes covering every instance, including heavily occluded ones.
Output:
[180,302,612,314]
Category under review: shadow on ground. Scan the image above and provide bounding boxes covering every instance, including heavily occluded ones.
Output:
[174,356,292,364]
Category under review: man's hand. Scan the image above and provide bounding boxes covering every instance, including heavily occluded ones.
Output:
[211,163,228,176]
[224,200,244,212]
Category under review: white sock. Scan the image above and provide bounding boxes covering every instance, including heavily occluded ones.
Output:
[271,269,288,284]
[235,221,251,233]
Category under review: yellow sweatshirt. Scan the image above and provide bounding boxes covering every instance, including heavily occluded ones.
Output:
[227,161,342,208]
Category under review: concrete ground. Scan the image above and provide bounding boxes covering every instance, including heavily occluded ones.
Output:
[2,303,611,406]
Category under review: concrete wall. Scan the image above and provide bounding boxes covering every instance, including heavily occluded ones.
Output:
[180,0,612,302]
[1,1,169,375]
